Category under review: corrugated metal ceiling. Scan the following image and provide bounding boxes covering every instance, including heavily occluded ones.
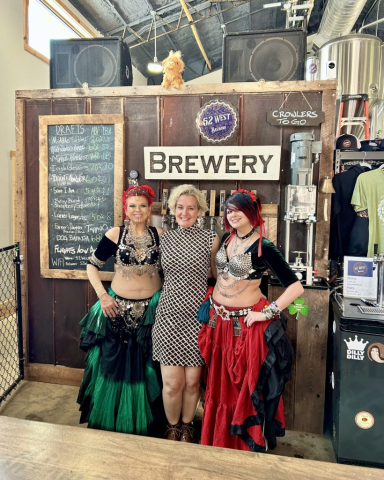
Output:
[67,0,382,83]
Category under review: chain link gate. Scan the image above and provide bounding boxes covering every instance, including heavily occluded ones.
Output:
[0,243,23,404]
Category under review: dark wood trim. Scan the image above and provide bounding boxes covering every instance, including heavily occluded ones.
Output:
[15,99,29,364]
[16,80,337,100]
[315,89,336,276]
[10,150,16,242]
[38,113,124,280]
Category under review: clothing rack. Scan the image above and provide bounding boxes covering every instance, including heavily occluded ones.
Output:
[334,150,384,174]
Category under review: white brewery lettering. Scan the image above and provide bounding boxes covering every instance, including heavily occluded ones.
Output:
[271,110,319,119]
[48,124,115,270]
[268,109,323,126]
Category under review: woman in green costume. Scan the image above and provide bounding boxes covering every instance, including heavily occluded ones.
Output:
[77,184,164,435]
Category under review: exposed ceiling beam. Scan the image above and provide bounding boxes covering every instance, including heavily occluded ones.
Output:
[106,0,213,35]
[145,0,201,77]
[186,1,205,17]
[102,0,157,71]
[103,0,128,27]
[215,1,226,34]
[103,0,200,78]
[123,2,249,48]
[103,0,145,40]
[179,0,212,70]
[146,0,179,50]
[224,7,264,26]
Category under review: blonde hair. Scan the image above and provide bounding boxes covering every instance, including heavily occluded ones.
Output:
[168,184,208,217]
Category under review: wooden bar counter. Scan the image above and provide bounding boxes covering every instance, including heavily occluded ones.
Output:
[0,417,382,479]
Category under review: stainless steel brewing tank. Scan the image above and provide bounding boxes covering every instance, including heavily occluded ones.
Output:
[319,34,382,137]
[379,44,384,100]
[374,45,384,138]
[318,34,382,98]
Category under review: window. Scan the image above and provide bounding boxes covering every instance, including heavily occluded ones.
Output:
[24,0,95,63]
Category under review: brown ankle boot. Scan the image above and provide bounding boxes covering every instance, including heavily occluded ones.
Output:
[180,422,194,443]
[165,422,181,441]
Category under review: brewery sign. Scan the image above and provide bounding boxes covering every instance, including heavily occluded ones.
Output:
[196,100,238,143]
[144,146,281,180]
[267,109,324,127]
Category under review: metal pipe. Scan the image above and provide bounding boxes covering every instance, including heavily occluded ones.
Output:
[14,242,24,379]
[361,0,380,28]
[377,254,384,307]
[376,0,381,37]
[285,220,290,263]
[306,222,313,268]
[359,17,384,33]
[312,0,366,50]
[222,7,264,26]
[370,103,379,138]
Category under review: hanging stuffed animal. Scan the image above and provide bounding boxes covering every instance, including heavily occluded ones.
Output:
[161,50,185,89]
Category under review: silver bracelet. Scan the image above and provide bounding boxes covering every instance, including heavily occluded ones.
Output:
[261,301,281,320]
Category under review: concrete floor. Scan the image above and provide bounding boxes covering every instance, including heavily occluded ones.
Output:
[0,380,336,463]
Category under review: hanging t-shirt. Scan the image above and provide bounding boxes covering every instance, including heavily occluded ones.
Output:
[330,165,369,260]
[351,169,384,256]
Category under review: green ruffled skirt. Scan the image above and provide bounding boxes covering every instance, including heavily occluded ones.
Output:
[77,288,164,436]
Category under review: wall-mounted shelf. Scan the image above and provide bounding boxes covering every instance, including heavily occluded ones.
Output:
[335,150,384,173]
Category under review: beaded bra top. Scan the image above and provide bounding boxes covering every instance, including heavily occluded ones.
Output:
[115,226,160,280]
[215,243,258,281]
[214,232,299,289]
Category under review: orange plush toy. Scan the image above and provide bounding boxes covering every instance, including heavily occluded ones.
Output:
[161,50,185,89]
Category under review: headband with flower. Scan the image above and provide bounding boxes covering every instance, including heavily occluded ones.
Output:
[231,189,257,203]
[122,185,156,207]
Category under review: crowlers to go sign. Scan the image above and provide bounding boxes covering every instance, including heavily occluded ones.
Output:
[267,108,325,126]
[144,146,281,180]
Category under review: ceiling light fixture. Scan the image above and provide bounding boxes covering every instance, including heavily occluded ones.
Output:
[263,1,298,10]
[262,1,283,8]
[147,11,163,74]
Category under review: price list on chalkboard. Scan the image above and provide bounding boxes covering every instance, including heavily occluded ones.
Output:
[48,124,115,271]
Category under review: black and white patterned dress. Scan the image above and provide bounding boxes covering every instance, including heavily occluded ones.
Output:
[152,224,216,366]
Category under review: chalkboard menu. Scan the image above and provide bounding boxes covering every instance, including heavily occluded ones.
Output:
[39,115,124,280]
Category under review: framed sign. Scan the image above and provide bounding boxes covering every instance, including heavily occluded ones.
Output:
[196,100,238,143]
[144,145,281,180]
[39,114,124,280]
[267,109,324,127]
[343,256,377,299]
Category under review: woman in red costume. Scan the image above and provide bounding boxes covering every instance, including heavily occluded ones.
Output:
[198,189,304,452]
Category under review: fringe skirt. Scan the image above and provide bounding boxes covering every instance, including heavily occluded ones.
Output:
[198,295,293,452]
[77,288,164,436]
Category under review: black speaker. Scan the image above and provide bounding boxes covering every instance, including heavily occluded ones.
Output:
[222,29,306,83]
[50,38,133,88]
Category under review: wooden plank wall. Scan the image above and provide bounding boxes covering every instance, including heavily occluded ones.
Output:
[269,284,329,434]
[15,84,336,422]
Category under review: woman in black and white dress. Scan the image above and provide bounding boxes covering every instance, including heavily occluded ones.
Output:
[152,184,220,442]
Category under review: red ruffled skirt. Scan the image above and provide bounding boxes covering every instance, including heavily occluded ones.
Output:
[198,296,288,452]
